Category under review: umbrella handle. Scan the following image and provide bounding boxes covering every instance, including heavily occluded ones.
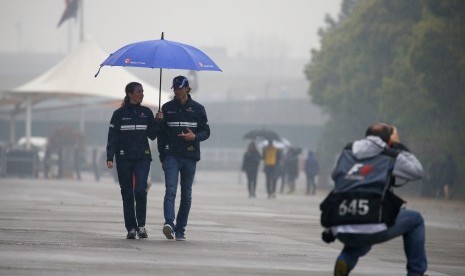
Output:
[158,68,162,112]
[158,32,164,112]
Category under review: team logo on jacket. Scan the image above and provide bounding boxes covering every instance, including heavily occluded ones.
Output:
[140,112,147,117]
[187,145,195,151]
[345,163,373,180]
[186,107,194,112]
[119,150,125,155]
[145,149,150,154]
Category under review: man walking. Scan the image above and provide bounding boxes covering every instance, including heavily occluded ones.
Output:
[155,75,210,241]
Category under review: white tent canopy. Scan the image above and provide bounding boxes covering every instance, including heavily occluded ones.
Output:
[7,38,170,107]
[1,38,171,147]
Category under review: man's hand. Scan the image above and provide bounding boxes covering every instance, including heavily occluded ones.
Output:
[107,160,113,169]
[178,128,196,141]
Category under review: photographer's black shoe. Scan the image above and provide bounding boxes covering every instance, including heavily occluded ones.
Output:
[334,259,349,276]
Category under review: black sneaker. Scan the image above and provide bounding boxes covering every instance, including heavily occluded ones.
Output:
[137,226,148,239]
[162,224,174,240]
[126,228,137,239]
[175,233,186,241]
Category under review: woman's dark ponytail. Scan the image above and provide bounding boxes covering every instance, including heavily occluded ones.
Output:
[121,82,141,106]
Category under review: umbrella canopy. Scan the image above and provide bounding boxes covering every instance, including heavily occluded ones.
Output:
[256,138,291,150]
[95,32,222,109]
[243,129,281,141]
[98,38,222,71]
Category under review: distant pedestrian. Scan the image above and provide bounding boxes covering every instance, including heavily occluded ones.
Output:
[44,147,51,179]
[284,147,300,194]
[427,158,442,198]
[278,149,288,193]
[242,142,261,198]
[73,146,83,181]
[57,147,63,179]
[440,154,457,200]
[262,139,282,199]
[92,148,100,182]
[304,150,319,195]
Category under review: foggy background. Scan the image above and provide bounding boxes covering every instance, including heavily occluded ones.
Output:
[0,0,340,174]
[1,0,339,58]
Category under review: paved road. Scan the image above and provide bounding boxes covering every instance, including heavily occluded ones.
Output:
[0,170,464,275]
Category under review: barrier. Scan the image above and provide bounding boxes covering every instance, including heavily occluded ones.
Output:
[5,150,39,177]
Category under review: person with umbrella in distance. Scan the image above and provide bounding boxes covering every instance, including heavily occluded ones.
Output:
[304,149,320,195]
[106,82,158,239]
[155,75,210,241]
[241,141,262,198]
[262,139,283,199]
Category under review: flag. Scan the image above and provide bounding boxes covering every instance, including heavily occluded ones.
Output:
[57,0,79,28]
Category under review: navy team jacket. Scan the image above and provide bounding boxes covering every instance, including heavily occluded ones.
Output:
[157,95,210,162]
[106,103,157,162]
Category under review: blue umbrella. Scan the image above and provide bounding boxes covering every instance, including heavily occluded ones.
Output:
[95,32,221,109]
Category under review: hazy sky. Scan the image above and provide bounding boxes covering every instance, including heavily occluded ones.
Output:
[0,0,340,58]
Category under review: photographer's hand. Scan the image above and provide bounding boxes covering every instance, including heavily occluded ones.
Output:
[389,126,400,145]
[388,126,411,152]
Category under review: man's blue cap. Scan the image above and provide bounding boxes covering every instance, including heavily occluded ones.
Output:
[172,75,189,89]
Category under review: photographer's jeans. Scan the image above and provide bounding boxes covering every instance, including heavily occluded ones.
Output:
[162,155,196,235]
[336,209,427,276]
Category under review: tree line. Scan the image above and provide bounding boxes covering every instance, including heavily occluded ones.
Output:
[305,0,465,197]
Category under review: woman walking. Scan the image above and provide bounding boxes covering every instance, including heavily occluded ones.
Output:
[106,82,158,239]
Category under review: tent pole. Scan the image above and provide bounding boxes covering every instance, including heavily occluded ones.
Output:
[79,0,84,42]
[25,95,31,150]
[10,113,16,146]
[79,97,85,133]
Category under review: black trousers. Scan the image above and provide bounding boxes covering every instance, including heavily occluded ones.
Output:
[116,158,151,231]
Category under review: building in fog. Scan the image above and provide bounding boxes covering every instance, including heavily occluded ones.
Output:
[0,49,328,170]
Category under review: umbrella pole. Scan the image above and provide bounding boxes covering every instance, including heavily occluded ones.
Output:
[157,31,164,112]
[158,68,162,112]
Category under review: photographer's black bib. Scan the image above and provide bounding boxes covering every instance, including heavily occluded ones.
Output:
[320,149,405,228]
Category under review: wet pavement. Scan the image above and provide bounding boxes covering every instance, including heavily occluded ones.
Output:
[0,170,464,275]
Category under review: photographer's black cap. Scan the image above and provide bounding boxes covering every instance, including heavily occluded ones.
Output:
[172,75,189,89]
